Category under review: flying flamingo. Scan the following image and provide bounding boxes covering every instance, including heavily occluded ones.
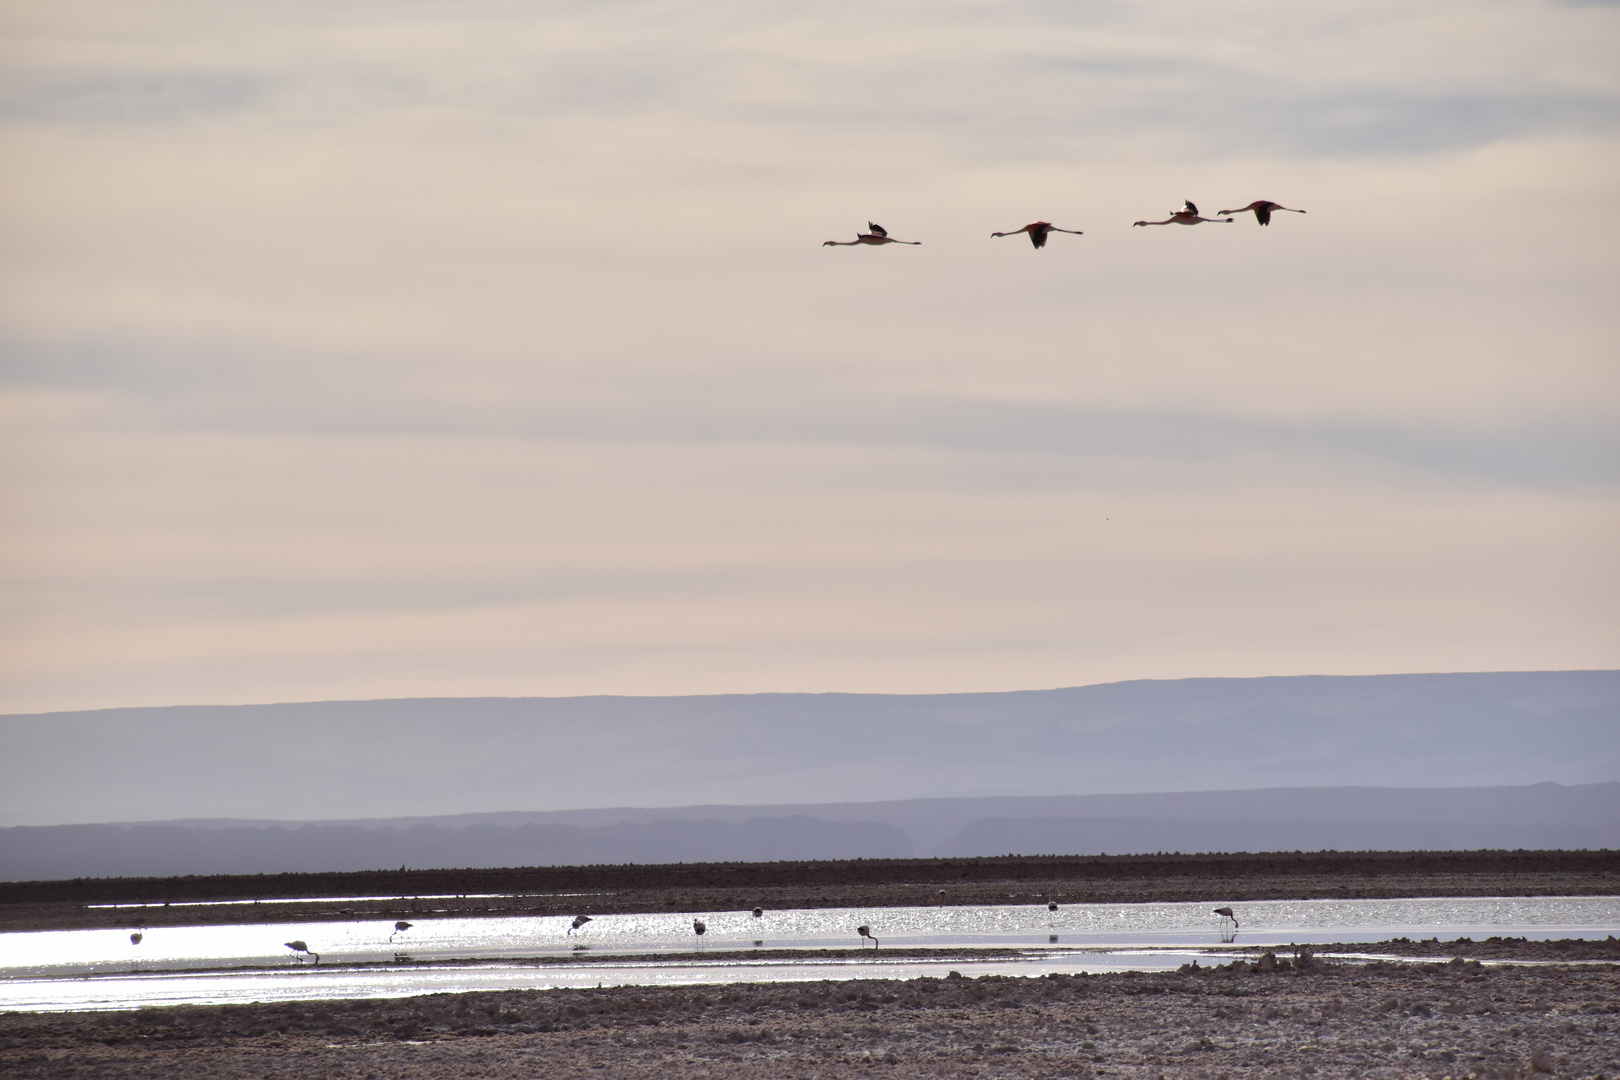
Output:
[1133,201,1231,227]
[823,222,920,247]
[857,925,879,949]
[285,940,320,965]
[569,915,592,935]
[389,920,412,943]
[991,222,1083,249]
[1218,200,1305,226]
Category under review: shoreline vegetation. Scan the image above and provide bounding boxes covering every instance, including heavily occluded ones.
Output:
[2,849,1616,934]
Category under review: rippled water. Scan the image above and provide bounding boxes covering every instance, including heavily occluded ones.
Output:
[3,895,1615,1012]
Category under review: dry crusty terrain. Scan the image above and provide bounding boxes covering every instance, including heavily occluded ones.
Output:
[2,945,1616,1079]
[3,850,1615,933]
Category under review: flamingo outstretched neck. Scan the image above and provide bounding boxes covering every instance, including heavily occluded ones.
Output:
[824,221,920,246]
[1134,200,1231,227]
[991,222,1083,249]
[285,940,320,965]
[1217,200,1305,226]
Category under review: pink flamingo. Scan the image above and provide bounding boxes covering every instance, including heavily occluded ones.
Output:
[1134,200,1231,227]
[1218,200,1305,226]
[824,222,920,246]
[991,221,1083,249]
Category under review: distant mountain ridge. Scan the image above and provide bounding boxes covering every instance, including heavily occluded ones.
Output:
[3,671,1616,829]
[2,782,1614,882]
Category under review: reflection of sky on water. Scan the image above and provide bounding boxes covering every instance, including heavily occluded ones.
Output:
[3,896,1615,1012]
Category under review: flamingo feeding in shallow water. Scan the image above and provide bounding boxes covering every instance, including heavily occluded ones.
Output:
[389,920,412,943]
[1213,906,1239,928]
[857,925,879,949]
[1134,201,1231,227]
[991,221,1083,249]
[693,919,707,938]
[823,222,920,247]
[569,915,592,935]
[1217,200,1305,226]
[285,940,320,965]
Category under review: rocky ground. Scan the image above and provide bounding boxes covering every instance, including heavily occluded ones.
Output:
[2,943,1616,1079]
[3,850,1615,933]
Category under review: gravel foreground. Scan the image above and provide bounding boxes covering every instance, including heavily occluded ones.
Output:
[3,947,1617,1079]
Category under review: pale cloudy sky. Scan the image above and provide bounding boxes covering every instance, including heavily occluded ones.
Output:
[1,0,1617,714]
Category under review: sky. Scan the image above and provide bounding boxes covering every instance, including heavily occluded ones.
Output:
[2,0,1617,715]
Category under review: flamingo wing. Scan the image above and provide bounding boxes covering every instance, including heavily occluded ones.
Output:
[1181,200,1199,215]
[1255,204,1272,225]
[867,222,888,237]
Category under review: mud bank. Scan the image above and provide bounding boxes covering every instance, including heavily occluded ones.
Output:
[3,948,1616,1079]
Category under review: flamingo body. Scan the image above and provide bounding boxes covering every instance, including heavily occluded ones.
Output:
[991,221,1083,249]
[824,221,920,246]
[1217,200,1305,226]
[1134,200,1232,227]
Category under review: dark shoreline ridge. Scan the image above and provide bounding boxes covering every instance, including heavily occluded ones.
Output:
[3,849,1615,934]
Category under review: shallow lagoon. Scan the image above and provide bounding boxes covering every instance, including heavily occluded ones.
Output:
[4,895,1615,1011]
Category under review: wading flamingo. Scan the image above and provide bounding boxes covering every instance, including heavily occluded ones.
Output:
[390,920,412,943]
[569,915,592,935]
[857,925,879,949]
[285,940,320,965]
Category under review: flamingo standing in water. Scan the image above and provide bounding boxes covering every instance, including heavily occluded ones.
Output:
[1218,200,1305,226]
[129,932,143,945]
[823,222,920,247]
[856,925,879,949]
[991,222,1083,249]
[1134,201,1231,227]
[285,940,320,965]
[693,919,707,938]
[1213,906,1239,928]
[390,920,413,943]
[569,915,592,935]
